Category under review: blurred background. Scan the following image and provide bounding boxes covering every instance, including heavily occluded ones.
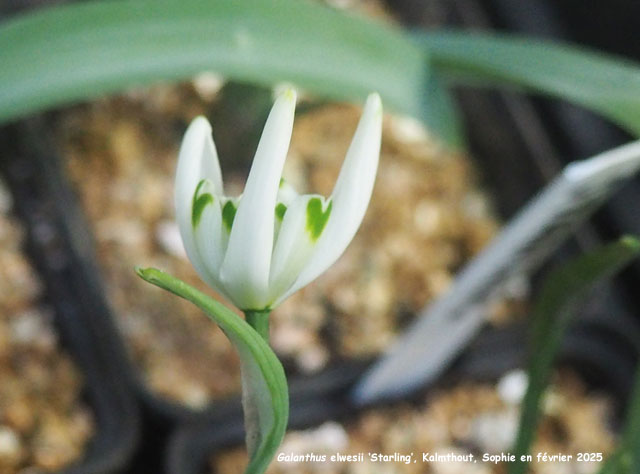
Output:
[1,1,639,473]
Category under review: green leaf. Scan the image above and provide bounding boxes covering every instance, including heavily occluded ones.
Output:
[509,236,640,474]
[416,31,640,136]
[0,0,461,145]
[136,267,287,474]
[598,364,640,474]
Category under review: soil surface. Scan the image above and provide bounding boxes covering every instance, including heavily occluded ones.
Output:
[0,182,94,473]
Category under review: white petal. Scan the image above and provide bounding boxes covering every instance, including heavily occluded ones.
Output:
[175,117,225,290]
[268,194,321,304]
[276,93,382,304]
[220,89,297,310]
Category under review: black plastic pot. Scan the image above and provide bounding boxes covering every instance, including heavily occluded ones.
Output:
[0,119,140,474]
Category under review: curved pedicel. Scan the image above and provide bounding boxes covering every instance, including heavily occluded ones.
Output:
[0,119,140,474]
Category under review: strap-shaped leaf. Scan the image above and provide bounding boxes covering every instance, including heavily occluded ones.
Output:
[510,236,640,474]
[416,31,640,136]
[0,0,462,144]
[136,267,287,474]
[598,364,640,474]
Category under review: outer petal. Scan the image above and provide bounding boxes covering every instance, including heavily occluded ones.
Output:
[268,194,323,304]
[276,93,382,304]
[175,117,225,290]
[220,89,297,310]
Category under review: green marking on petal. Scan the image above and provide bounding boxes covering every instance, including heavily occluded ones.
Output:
[279,178,285,189]
[192,179,214,228]
[306,198,332,242]
[222,200,237,232]
[275,203,287,221]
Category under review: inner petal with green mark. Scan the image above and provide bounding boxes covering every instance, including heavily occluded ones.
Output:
[275,203,287,221]
[306,197,332,241]
[192,179,214,228]
[222,199,238,233]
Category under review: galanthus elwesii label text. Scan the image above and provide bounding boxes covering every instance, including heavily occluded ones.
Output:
[276,450,604,466]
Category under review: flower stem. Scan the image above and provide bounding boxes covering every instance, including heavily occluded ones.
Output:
[245,310,271,342]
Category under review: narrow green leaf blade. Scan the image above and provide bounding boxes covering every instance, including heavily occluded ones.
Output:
[510,236,640,474]
[0,0,461,145]
[416,31,640,136]
[598,364,640,474]
[136,267,287,474]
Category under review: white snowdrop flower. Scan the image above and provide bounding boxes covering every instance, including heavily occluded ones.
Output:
[175,89,382,311]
